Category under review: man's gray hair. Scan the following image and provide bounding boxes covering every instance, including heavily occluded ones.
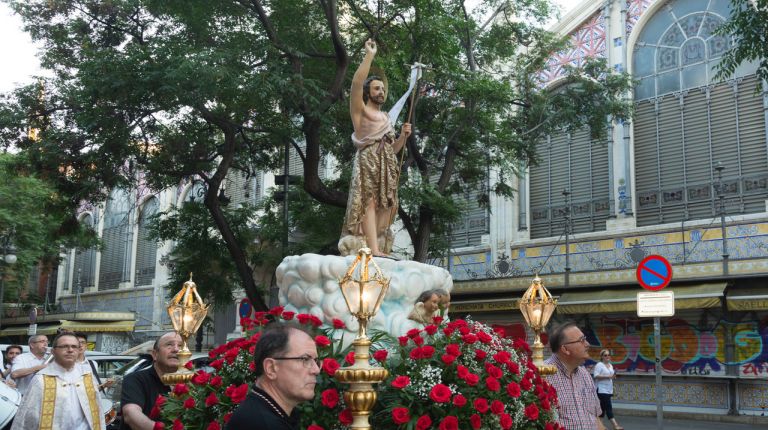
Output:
[27,334,47,346]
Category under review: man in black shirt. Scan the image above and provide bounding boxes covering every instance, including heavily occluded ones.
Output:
[120,332,182,430]
[225,324,321,430]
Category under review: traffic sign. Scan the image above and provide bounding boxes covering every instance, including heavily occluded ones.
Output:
[637,291,675,317]
[636,255,672,291]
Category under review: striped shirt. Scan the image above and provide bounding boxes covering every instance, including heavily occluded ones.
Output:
[545,354,601,430]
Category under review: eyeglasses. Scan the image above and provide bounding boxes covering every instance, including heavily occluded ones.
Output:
[562,335,588,346]
[272,355,321,369]
[31,340,48,344]
[53,345,80,350]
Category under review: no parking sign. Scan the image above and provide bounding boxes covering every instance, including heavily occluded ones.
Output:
[636,255,672,291]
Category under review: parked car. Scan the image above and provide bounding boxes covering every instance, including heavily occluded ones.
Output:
[84,352,137,381]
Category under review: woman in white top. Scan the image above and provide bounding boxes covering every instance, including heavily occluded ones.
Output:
[594,349,623,430]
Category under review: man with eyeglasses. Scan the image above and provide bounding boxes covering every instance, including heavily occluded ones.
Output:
[12,332,105,430]
[10,334,50,396]
[226,323,321,430]
[544,321,605,430]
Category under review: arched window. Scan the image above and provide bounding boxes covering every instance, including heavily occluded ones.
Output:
[135,197,159,286]
[72,214,96,292]
[528,127,611,239]
[632,0,767,226]
[99,188,133,290]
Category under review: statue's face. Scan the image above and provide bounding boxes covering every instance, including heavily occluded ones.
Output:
[367,79,386,106]
[423,294,440,314]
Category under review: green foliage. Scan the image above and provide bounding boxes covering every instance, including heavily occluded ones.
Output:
[715,0,768,86]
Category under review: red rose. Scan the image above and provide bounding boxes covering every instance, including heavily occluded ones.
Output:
[248,361,256,372]
[297,314,311,324]
[520,377,532,391]
[315,335,331,347]
[421,345,435,358]
[485,363,503,379]
[172,420,184,430]
[443,327,454,336]
[407,328,421,338]
[456,365,469,378]
[281,311,295,320]
[321,388,339,408]
[172,384,189,396]
[429,384,452,403]
[206,422,221,430]
[153,423,165,430]
[500,413,513,429]
[332,318,346,329]
[210,375,223,388]
[183,397,195,409]
[441,354,456,365]
[307,426,324,430]
[459,326,470,335]
[339,409,353,425]
[424,324,438,335]
[545,423,555,430]
[412,336,424,346]
[392,407,411,425]
[409,348,423,360]
[184,361,194,370]
[268,306,284,316]
[149,405,160,419]
[191,371,210,385]
[477,331,492,343]
[452,394,467,407]
[345,351,355,365]
[438,415,458,430]
[464,373,480,386]
[373,349,388,362]
[210,359,224,371]
[525,403,540,421]
[506,361,520,375]
[155,395,167,407]
[474,349,487,360]
[491,400,504,415]
[398,336,409,346]
[205,392,219,407]
[473,397,489,413]
[416,415,432,430]
[223,413,232,423]
[463,334,478,344]
[493,351,511,364]
[485,376,500,391]
[309,315,323,327]
[224,347,239,364]
[541,398,551,411]
[432,316,443,325]
[391,375,411,389]
[470,414,481,429]
[445,344,461,356]
[506,382,521,398]
[322,358,340,376]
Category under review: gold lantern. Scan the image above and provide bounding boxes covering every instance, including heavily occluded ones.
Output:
[519,275,557,375]
[334,248,390,430]
[162,274,209,385]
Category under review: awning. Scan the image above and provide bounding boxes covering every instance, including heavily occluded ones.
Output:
[726,287,768,311]
[0,320,135,337]
[556,282,726,314]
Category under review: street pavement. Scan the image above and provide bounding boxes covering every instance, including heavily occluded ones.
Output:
[604,415,766,429]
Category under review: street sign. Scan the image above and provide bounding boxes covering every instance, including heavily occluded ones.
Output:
[636,255,672,291]
[637,291,675,317]
[27,323,37,336]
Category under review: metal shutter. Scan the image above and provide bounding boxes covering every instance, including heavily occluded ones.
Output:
[72,214,96,291]
[99,190,132,291]
[736,76,768,213]
[449,179,490,248]
[135,198,158,286]
[634,100,661,226]
[682,87,712,221]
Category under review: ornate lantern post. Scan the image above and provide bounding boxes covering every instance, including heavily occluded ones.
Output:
[334,248,390,430]
[162,274,209,385]
[519,275,557,375]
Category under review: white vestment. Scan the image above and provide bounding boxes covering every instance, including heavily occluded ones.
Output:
[11,361,105,430]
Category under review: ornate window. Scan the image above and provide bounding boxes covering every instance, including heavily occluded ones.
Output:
[632,0,767,226]
[99,188,133,290]
[135,197,159,286]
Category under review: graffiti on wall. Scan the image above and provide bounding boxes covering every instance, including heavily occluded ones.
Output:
[584,317,768,378]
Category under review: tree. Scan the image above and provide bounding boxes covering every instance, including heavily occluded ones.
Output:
[716,0,768,84]
[0,0,632,309]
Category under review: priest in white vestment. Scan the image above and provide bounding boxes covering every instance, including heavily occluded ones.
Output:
[12,332,104,430]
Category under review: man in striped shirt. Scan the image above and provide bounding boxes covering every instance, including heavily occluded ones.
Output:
[545,322,605,430]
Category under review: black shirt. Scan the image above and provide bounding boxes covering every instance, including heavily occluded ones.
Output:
[119,365,170,430]
[225,386,301,430]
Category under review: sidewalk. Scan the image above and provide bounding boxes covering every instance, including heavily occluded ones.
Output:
[606,414,767,429]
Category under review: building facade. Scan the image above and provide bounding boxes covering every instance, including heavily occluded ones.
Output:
[446,0,768,417]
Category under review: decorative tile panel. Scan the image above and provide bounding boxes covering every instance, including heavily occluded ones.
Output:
[540,11,607,83]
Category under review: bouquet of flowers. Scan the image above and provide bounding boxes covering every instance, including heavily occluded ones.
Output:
[369,317,561,430]
[156,307,561,430]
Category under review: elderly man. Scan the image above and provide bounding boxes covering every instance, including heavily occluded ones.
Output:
[12,332,104,430]
[120,332,181,430]
[10,334,49,395]
[225,323,321,430]
[545,321,605,430]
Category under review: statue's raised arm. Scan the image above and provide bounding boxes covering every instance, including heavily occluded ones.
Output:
[339,39,411,258]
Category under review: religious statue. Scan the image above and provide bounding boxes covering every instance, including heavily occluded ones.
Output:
[407,289,441,325]
[338,39,411,257]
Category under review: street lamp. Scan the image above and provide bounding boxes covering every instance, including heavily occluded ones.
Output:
[334,248,390,430]
[161,274,209,385]
[0,229,17,328]
[519,275,557,375]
